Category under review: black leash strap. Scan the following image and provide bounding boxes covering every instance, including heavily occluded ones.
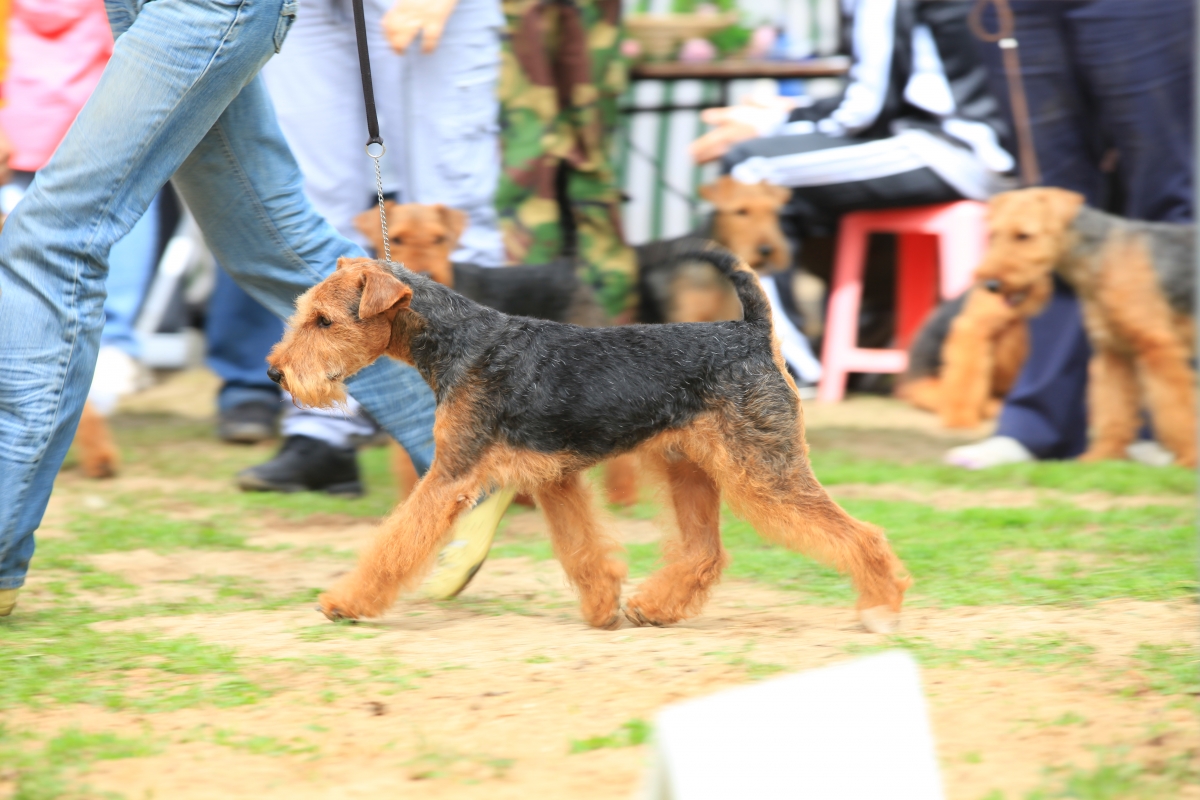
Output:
[350,0,394,263]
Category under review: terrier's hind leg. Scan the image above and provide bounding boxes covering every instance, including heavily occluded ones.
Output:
[725,469,910,633]
[535,473,627,629]
[625,455,727,627]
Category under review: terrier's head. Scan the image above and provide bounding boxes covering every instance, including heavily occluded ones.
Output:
[700,176,792,272]
[354,201,467,287]
[267,258,414,408]
[974,187,1085,317]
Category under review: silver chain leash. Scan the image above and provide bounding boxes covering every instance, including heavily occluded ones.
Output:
[367,141,393,265]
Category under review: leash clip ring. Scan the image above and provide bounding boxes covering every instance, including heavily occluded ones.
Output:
[366,141,385,159]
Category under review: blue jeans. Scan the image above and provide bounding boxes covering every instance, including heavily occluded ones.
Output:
[206,267,284,414]
[0,0,436,590]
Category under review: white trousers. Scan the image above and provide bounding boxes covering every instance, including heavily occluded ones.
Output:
[263,0,505,447]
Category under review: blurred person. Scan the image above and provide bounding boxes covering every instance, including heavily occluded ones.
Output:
[691,0,1015,241]
[495,0,638,323]
[228,0,505,495]
[945,0,1193,469]
[0,0,505,617]
[0,0,170,414]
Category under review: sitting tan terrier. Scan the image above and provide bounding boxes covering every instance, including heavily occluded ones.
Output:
[266,254,910,632]
[900,281,1040,429]
[975,187,1195,466]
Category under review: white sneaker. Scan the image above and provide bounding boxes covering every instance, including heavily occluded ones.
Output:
[88,346,148,415]
[944,436,1034,470]
[1126,440,1174,467]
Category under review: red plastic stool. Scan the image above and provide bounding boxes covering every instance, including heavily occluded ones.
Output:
[817,201,987,403]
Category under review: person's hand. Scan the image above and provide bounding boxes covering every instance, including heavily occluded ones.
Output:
[0,125,13,187]
[689,98,795,164]
[383,0,459,54]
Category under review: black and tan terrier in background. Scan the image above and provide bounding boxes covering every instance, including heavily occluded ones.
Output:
[976,188,1195,466]
[266,252,910,633]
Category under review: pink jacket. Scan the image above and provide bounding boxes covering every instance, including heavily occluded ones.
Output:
[1,0,112,171]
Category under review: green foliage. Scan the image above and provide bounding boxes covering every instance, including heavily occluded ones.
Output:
[708,24,752,56]
[569,719,652,754]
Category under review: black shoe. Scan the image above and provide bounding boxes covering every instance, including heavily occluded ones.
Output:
[236,435,364,497]
[218,401,280,444]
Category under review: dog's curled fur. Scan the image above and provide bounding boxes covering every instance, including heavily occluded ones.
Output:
[975,187,1195,465]
[267,253,910,633]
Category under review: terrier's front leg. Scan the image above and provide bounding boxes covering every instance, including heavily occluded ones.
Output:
[319,468,478,620]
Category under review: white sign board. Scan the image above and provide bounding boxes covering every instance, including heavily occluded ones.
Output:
[643,651,945,800]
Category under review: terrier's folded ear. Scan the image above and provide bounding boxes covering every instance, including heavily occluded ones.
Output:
[359,271,413,320]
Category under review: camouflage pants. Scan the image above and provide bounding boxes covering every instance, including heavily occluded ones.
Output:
[496,0,637,321]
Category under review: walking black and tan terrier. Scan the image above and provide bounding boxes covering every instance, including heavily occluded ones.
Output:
[266,252,910,633]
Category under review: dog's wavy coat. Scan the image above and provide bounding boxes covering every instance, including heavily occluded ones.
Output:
[976,188,1195,466]
[267,253,910,632]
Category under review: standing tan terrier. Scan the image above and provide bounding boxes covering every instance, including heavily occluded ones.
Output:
[976,188,1195,466]
[267,252,910,632]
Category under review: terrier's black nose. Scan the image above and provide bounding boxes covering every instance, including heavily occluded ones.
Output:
[758,244,774,257]
[267,366,283,384]
[983,279,1003,293]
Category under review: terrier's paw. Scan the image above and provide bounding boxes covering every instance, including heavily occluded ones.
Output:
[859,605,900,634]
[317,594,360,622]
[622,600,668,628]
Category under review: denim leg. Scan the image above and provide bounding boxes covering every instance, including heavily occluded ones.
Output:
[0,0,433,590]
[102,190,162,358]
[206,266,284,413]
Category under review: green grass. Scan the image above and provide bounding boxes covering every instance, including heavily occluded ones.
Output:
[1128,643,1200,697]
[847,632,1097,671]
[0,609,272,712]
[569,719,652,754]
[1023,749,1200,800]
[495,500,1196,608]
[0,724,160,800]
[809,447,1196,496]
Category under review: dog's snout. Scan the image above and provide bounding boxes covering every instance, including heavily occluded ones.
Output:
[983,279,1003,293]
[267,365,283,384]
[757,244,774,257]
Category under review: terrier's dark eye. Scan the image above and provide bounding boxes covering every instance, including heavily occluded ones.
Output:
[390,237,404,245]
[735,208,750,216]
[317,315,332,328]
[1014,232,1032,241]
[434,235,446,244]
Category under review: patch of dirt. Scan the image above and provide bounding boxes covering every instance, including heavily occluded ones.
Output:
[23,556,1198,800]
[81,549,349,609]
[116,367,221,420]
[828,483,1193,510]
[802,395,992,438]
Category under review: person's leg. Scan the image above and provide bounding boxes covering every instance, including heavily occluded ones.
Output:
[0,0,298,593]
[723,133,966,239]
[399,0,506,266]
[101,190,161,359]
[950,3,1100,466]
[205,266,284,442]
[494,1,565,266]
[0,0,432,595]
[1067,0,1193,223]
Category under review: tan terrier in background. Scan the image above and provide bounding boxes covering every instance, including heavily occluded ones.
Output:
[976,187,1195,465]
[266,252,910,632]
[900,280,1040,429]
